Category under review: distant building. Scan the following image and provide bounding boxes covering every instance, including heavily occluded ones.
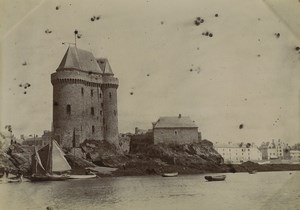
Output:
[22,130,52,148]
[214,142,262,163]
[51,46,119,148]
[153,114,199,145]
[290,150,300,162]
[259,139,290,160]
[135,127,151,135]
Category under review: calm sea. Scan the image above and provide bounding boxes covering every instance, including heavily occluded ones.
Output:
[0,171,299,210]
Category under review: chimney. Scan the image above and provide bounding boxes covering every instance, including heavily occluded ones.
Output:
[152,122,156,129]
[178,114,182,118]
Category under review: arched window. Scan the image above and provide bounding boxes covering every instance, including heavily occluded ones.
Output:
[66,104,71,115]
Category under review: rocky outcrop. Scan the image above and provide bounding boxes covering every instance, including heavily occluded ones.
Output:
[80,140,128,167]
[2,140,299,177]
[6,143,33,173]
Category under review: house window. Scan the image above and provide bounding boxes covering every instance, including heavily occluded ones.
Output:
[81,88,84,96]
[92,125,95,134]
[109,92,112,99]
[91,89,94,97]
[66,104,71,115]
[91,107,95,115]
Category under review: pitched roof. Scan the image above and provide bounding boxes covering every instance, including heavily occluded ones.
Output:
[96,58,114,75]
[154,116,198,128]
[57,47,102,73]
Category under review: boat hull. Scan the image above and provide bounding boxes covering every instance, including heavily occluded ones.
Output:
[204,175,226,181]
[30,174,70,182]
[68,174,97,179]
[162,172,178,177]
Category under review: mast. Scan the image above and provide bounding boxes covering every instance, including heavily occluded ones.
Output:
[49,138,53,174]
[34,146,38,174]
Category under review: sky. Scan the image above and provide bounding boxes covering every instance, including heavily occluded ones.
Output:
[0,0,300,144]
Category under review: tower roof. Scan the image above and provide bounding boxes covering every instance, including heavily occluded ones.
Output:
[57,47,103,74]
[96,58,114,75]
[154,116,198,129]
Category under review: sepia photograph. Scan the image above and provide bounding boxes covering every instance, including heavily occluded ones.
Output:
[0,0,300,209]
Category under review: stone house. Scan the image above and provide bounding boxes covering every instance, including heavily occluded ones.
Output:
[259,139,290,160]
[290,150,300,162]
[214,142,262,163]
[153,115,199,145]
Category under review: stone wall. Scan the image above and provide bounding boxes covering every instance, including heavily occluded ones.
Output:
[154,128,199,145]
[52,70,104,148]
[130,132,154,154]
[102,81,119,145]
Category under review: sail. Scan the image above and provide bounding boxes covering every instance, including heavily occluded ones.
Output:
[31,147,47,175]
[38,144,51,172]
[51,140,72,173]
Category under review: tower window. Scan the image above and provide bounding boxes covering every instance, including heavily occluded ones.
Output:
[53,101,59,106]
[92,125,95,134]
[174,130,178,135]
[114,110,117,116]
[100,93,102,98]
[100,110,103,116]
[91,89,93,97]
[101,103,103,108]
[81,87,84,96]
[66,104,71,115]
[91,107,95,115]
[109,92,112,99]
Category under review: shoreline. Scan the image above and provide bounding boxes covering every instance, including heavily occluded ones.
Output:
[103,162,300,177]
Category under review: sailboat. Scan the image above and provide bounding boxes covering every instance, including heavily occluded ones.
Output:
[30,140,71,181]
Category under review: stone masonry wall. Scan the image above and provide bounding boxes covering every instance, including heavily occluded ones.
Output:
[154,128,199,145]
[52,71,104,148]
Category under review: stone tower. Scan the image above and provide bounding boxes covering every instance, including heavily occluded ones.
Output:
[51,46,119,148]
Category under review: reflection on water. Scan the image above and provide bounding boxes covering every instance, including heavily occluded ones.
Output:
[0,171,299,210]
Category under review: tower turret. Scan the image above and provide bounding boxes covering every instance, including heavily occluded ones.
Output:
[97,58,119,145]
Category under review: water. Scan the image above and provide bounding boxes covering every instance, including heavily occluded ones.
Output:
[0,171,299,210]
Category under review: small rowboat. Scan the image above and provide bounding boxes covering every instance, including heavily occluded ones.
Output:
[162,172,178,177]
[204,175,226,181]
[68,174,97,179]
